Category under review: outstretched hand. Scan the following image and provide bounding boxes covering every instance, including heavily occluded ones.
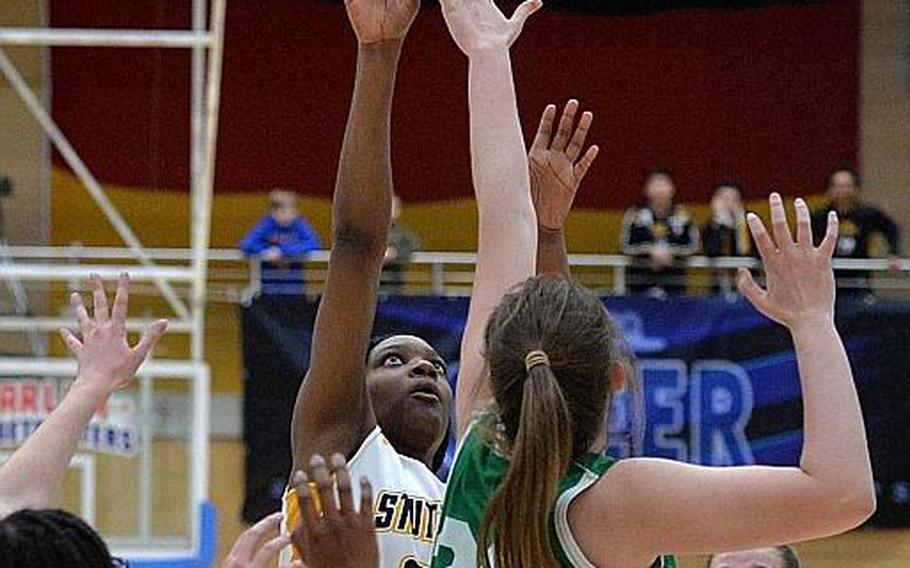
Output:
[345,0,420,45]
[291,454,378,568]
[222,513,302,568]
[529,100,599,232]
[61,273,167,395]
[738,193,839,329]
[440,0,542,55]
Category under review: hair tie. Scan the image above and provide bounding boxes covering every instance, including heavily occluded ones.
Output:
[524,350,550,373]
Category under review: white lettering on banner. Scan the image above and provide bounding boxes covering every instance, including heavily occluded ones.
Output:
[610,359,757,466]
[0,378,138,457]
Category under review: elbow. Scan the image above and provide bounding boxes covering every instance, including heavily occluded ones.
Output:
[829,484,877,530]
[332,226,387,258]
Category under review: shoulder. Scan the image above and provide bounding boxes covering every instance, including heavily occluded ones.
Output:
[349,426,446,497]
[623,206,651,225]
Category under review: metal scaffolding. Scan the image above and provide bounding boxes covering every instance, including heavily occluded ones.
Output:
[0,1,226,564]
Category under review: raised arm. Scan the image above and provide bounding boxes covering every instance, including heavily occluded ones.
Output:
[573,194,875,566]
[0,274,165,519]
[291,0,418,470]
[440,0,542,436]
[529,100,599,277]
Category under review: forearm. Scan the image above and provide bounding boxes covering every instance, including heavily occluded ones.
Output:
[0,381,106,516]
[456,47,536,432]
[332,41,401,250]
[537,228,571,277]
[792,318,873,497]
[468,48,534,224]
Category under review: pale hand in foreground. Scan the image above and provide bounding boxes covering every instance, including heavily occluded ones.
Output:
[440,0,542,55]
[529,100,599,232]
[738,193,839,328]
[61,273,167,395]
[221,512,302,568]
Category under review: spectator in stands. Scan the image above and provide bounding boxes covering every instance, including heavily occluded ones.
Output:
[239,190,321,295]
[621,169,698,295]
[707,545,800,568]
[702,180,754,293]
[811,166,901,294]
[382,194,420,294]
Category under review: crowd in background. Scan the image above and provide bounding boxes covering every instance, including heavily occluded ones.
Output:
[621,166,901,296]
[239,165,902,298]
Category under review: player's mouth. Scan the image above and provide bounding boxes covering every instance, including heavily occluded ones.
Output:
[410,381,442,405]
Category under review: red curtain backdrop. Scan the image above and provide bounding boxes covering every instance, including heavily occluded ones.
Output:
[49,0,859,209]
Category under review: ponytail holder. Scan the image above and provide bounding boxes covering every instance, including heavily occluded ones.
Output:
[524,350,550,373]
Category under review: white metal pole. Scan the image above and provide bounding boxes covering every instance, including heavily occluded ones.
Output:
[190,0,226,361]
[0,28,211,48]
[189,364,211,553]
[0,48,190,319]
[138,370,154,540]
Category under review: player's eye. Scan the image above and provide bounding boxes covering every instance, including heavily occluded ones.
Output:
[383,354,404,367]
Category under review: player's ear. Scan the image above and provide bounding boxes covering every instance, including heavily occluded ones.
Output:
[609,361,626,393]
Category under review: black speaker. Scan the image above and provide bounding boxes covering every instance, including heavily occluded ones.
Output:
[0,177,11,197]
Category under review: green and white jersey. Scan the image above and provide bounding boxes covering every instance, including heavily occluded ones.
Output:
[431,422,676,568]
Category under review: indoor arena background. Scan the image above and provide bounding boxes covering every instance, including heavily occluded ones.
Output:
[1,0,909,566]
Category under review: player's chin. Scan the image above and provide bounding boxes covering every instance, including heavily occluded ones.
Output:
[404,398,448,431]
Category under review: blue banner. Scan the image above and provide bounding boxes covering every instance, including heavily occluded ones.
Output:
[242,294,910,526]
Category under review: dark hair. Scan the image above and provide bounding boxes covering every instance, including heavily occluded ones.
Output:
[644,168,674,186]
[777,545,801,568]
[706,545,800,568]
[827,166,861,189]
[477,276,618,568]
[713,179,744,198]
[0,509,121,568]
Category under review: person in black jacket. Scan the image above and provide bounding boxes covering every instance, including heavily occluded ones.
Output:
[811,167,901,294]
[702,180,755,293]
[620,169,698,295]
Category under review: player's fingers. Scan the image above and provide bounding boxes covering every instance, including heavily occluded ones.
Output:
[90,274,109,323]
[737,268,772,315]
[294,470,319,528]
[769,193,792,249]
[331,453,355,514]
[818,211,840,259]
[530,104,557,151]
[565,110,593,162]
[111,272,130,328]
[71,292,91,333]
[229,512,283,561]
[794,198,812,247]
[132,319,168,362]
[59,328,83,357]
[746,212,775,259]
[250,534,292,568]
[550,99,578,152]
[508,0,543,37]
[359,476,374,521]
[573,145,600,184]
[309,454,338,521]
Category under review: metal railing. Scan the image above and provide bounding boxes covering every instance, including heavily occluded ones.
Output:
[0,245,906,311]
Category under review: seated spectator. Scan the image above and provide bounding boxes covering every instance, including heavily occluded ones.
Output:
[621,169,698,296]
[702,180,754,293]
[811,166,901,294]
[382,194,420,295]
[240,189,321,295]
[707,545,800,568]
